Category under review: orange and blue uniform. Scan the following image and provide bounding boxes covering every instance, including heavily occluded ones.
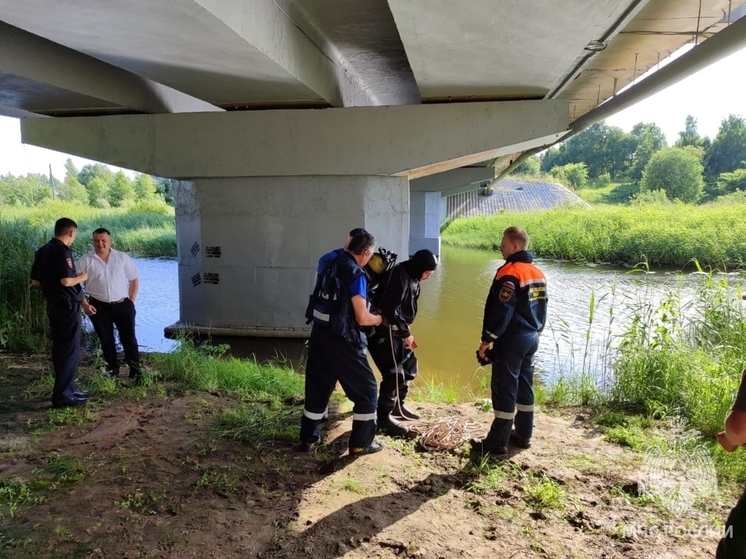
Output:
[481,250,547,449]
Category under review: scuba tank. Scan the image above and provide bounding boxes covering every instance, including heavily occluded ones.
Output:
[364,247,397,297]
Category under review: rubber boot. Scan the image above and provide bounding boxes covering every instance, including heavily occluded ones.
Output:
[392,399,420,420]
[377,385,410,437]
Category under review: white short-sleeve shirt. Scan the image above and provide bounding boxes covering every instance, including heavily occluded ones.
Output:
[76,249,139,303]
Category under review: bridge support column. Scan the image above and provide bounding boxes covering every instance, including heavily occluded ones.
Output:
[173,175,408,337]
[409,191,443,257]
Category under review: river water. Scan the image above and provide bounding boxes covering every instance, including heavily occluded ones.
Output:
[123,250,745,395]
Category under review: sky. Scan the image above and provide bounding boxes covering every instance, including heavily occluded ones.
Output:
[0,44,745,181]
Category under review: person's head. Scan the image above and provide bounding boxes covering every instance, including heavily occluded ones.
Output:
[405,249,438,281]
[346,231,376,267]
[344,227,368,250]
[92,228,112,256]
[500,226,529,259]
[54,217,78,246]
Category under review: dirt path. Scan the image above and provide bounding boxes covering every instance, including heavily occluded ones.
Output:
[0,353,735,558]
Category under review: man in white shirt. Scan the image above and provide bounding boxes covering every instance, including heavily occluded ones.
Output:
[76,228,141,383]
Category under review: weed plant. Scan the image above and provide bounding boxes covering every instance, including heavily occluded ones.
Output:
[442,201,746,268]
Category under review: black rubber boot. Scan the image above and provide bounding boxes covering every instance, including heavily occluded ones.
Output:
[392,400,420,420]
[377,384,410,437]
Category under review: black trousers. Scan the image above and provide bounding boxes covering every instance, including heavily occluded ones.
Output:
[367,326,418,407]
[717,486,746,558]
[88,297,140,375]
[47,298,81,404]
[300,326,377,449]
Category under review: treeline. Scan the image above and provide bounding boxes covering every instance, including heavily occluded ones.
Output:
[513,114,746,203]
[0,159,178,208]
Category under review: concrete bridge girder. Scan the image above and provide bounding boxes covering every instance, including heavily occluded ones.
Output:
[21,100,568,336]
[21,99,568,178]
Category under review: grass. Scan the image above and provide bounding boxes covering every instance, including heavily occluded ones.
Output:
[441,201,746,268]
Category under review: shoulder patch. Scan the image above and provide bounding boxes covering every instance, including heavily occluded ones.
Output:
[66,258,73,269]
[498,281,515,303]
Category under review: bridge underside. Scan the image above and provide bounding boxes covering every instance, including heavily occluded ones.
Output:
[6,0,746,339]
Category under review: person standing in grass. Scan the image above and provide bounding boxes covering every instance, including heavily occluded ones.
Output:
[471,226,548,457]
[76,228,142,384]
[301,230,385,456]
[30,217,94,408]
[715,368,746,558]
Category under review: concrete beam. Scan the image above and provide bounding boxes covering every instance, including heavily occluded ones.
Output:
[194,0,371,107]
[22,99,569,178]
[0,105,49,119]
[410,166,495,192]
[0,21,221,114]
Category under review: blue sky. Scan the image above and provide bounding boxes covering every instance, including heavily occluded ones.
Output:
[1,45,745,180]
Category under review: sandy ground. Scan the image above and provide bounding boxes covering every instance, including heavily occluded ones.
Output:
[0,352,737,558]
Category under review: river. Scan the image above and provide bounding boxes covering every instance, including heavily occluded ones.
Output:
[123,249,744,395]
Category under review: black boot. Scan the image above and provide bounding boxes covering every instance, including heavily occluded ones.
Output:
[392,399,420,420]
[377,384,410,437]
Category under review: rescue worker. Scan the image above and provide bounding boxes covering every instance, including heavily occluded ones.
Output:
[300,231,386,455]
[368,249,438,436]
[30,217,95,408]
[471,226,548,456]
[715,368,746,558]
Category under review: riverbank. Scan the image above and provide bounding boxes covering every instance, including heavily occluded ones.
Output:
[441,201,746,268]
[0,350,740,558]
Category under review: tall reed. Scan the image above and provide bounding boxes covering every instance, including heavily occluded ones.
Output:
[442,201,746,268]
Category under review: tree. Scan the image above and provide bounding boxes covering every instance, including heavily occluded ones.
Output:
[511,155,540,176]
[548,162,588,189]
[86,176,110,208]
[714,168,746,197]
[675,115,709,150]
[704,114,746,181]
[133,174,157,201]
[155,177,176,206]
[541,122,635,180]
[57,176,89,204]
[640,147,704,203]
[108,171,135,207]
[0,173,52,206]
[78,163,114,188]
[629,122,667,181]
[64,158,79,182]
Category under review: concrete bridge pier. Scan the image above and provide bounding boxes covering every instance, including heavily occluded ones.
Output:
[174,175,408,337]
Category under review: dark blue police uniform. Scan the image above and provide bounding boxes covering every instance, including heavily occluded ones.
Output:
[301,252,378,451]
[31,238,84,406]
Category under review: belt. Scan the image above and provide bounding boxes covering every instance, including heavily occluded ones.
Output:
[91,297,127,304]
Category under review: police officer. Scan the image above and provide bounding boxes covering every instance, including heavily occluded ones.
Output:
[368,249,438,436]
[31,217,95,408]
[300,231,385,455]
[316,227,367,273]
[471,226,548,456]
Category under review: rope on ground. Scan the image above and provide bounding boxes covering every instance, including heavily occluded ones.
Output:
[411,416,484,452]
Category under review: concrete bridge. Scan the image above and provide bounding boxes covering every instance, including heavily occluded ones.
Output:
[2,0,746,340]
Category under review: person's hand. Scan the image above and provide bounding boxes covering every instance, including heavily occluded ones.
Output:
[82,301,97,316]
[717,431,739,452]
[403,335,415,349]
[477,342,491,365]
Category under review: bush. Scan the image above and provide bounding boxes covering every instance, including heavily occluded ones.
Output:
[640,147,704,203]
[549,163,588,189]
[629,189,670,206]
[511,155,541,177]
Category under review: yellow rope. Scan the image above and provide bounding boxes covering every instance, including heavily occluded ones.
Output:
[411,416,484,452]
